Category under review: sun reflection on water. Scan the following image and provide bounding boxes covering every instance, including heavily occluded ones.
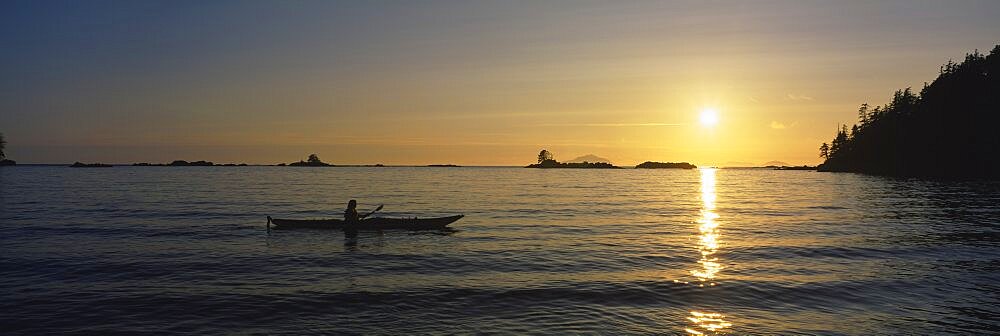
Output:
[684,168,733,335]
[685,311,733,335]
[693,168,722,284]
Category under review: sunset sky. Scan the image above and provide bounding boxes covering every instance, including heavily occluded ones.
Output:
[3,0,999,166]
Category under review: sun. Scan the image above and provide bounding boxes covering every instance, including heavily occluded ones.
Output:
[699,108,719,127]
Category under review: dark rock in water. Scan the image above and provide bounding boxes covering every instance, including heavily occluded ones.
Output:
[0,159,15,166]
[70,162,112,168]
[635,161,697,169]
[427,164,460,167]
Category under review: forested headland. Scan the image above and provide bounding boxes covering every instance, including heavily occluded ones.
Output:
[817,45,1000,178]
[635,161,697,169]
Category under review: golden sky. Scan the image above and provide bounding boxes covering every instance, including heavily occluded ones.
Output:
[3,1,999,165]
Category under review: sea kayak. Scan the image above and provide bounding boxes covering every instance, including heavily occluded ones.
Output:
[266,215,463,230]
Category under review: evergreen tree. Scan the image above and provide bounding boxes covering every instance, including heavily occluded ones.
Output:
[818,44,1000,178]
[857,103,869,125]
[537,149,553,163]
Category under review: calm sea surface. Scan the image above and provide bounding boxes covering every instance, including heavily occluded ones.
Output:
[1,166,998,335]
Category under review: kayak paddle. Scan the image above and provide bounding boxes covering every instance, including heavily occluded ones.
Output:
[362,204,383,219]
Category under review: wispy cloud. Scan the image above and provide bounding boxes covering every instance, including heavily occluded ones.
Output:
[770,121,787,129]
[786,93,814,101]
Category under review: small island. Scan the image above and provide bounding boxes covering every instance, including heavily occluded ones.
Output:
[635,161,697,169]
[525,150,621,169]
[70,162,113,168]
[0,133,15,166]
[287,154,332,167]
[774,165,816,170]
[133,160,247,166]
[427,164,461,167]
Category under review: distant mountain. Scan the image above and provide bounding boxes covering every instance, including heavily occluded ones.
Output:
[762,161,790,167]
[565,154,612,164]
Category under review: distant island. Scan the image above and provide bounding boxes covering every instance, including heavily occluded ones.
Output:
[286,154,332,167]
[773,165,816,170]
[817,45,1000,178]
[527,160,618,169]
[762,161,790,167]
[635,161,697,169]
[0,132,14,166]
[133,160,247,166]
[427,164,461,167]
[525,150,620,168]
[565,154,612,164]
[70,162,112,168]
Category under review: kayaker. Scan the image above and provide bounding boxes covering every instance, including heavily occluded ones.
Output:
[343,199,361,239]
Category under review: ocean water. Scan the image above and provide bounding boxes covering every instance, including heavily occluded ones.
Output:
[1,166,998,335]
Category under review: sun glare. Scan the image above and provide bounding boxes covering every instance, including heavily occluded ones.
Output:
[699,108,719,127]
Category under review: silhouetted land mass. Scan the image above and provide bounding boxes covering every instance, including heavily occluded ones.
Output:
[817,45,1000,178]
[133,160,247,166]
[566,154,612,164]
[287,154,332,167]
[428,164,461,167]
[324,164,385,167]
[171,160,213,166]
[635,161,697,169]
[0,132,14,166]
[774,165,816,171]
[70,162,112,168]
[526,159,620,169]
[527,149,620,168]
[288,161,330,167]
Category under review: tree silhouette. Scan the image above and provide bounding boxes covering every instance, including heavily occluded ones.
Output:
[818,44,1000,178]
[819,142,829,159]
[537,149,553,164]
[307,154,321,164]
[0,133,5,160]
[857,103,869,125]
